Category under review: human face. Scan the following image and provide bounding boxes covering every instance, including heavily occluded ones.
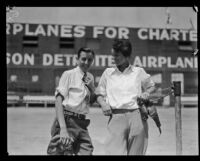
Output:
[77,51,94,73]
[111,48,128,66]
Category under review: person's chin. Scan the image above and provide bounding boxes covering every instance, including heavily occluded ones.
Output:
[114,62,118,65]
[83,67,88,72]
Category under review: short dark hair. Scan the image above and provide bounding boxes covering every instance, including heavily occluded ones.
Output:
[77,47,95,58]
[112,39,132,57]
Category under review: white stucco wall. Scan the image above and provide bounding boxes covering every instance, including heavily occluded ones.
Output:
[7,7,197,29]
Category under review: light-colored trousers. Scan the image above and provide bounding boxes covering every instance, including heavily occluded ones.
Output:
[104,109,148,155]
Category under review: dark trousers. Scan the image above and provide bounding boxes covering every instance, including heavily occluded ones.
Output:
[47,115,94,155]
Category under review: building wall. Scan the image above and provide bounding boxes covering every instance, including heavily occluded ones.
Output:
[7,23,198,105]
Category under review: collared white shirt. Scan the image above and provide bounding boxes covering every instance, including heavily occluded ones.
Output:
[55,66,94,114]
[96,65,155,110]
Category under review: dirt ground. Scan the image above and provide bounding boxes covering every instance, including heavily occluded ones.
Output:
[7,106,198,155]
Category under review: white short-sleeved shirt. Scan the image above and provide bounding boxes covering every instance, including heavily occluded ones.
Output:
[55,66,94,114]
[96,65,155,110]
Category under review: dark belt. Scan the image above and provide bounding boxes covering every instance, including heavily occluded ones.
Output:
[63,110,86,120]
[107,108,138,125]
[111,108,138,114]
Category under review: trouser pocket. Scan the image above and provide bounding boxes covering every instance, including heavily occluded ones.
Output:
[69,117,90,130]
[51,118,60,136]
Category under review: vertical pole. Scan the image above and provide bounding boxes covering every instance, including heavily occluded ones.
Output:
[173,81,182,155]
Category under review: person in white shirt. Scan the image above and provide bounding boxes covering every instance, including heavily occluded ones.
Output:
[47,47,96,155]
[96,39,155,155]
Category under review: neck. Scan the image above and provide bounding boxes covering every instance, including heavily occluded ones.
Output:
[117,61,130,72]
[78,66,87,74]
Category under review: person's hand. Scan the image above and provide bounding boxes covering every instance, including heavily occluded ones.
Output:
[83,75,94,93]
[139,91,150,100]
[101,104,112,116]
[59,127,74,146]
[82,75,92,86]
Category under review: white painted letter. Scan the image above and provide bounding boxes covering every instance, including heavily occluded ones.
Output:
[170,29,179,40]
[105,27,117,38]
[118,27,129,39]
[54,54,64,66]
[133,56,143,67]
[7,53,11,64]
[158,56,167,68]
[74,26,85,37]
[184,57,193,68]
[160,29,169,40]
[189,30,197,41]
[47,25,59,37]
[148,56,157,67]
[61,25,73,37]
[43,53,53,66]
[6,23,10,35]
[149,29,160,40]
[35,24,46,36]
[175,57,184,68]
[93,26,104,38]
[12,53,22,65]
[25,24,34,36]
[13,23,23,35]
[138,28,148,40]
[24,53,34,65]
[179,30,188,41]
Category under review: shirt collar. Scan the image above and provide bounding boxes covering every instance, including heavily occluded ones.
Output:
[110,64,135,75]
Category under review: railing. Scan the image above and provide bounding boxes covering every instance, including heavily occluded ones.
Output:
[181,95,198,107]
[7,94,198,108]
[7,95,20,106]
[23,95,55,108]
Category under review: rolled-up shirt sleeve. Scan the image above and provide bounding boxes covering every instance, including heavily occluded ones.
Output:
[95,70,107,97]
[140,68,155,90]
[55,71,70,98]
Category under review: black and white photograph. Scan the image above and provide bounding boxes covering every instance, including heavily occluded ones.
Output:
[6,7,198,155]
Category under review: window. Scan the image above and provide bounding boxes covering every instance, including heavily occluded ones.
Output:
[59,37,74,48]
[32,75,39,82]
[184,72,198,94]
[28,69,42,93]
[178,41,193,51]
[23,36,38,47]
[171,73,184,94]
[10,75,17,82]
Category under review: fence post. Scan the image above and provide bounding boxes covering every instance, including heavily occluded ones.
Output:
[173,81,182,155]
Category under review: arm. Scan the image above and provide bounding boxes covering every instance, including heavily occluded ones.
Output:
[141,85,156,99]
[96,95,112,116]
[140,68,156,100]
[95,69,112,116]
[55,94,73,145]
[54,71,73,145]
[55,94,67,130]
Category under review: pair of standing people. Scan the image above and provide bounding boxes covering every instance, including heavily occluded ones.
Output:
[47,39,155,155]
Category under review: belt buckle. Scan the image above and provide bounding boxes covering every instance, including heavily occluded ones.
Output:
[75,113,78,118]
[73,112,80,119]
[68,111,72,116]
[65,111,73,117]
[77,114,82,119]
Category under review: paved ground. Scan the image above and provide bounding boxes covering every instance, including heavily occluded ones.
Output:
[7,107,198,155]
